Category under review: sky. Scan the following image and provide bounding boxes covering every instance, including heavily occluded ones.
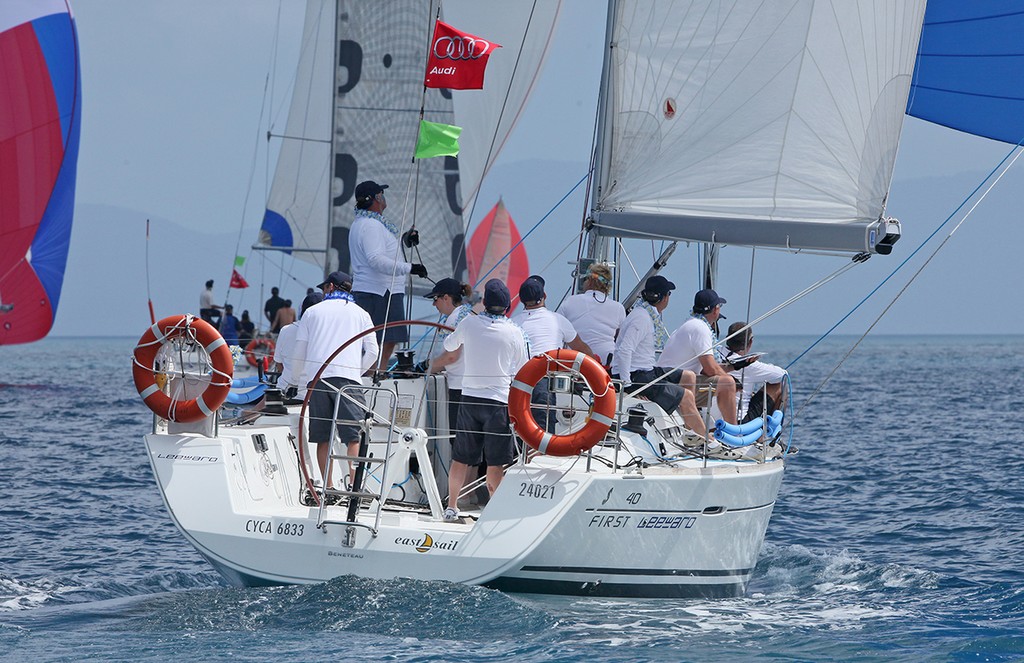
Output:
[51,0,1024,339]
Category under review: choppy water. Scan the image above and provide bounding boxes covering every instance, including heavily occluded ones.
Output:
[1,335,1023,662]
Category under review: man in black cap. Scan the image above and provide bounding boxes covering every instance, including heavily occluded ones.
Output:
[264,286,285,330]
[432,278,529,521]
[658,288,738,425]
[293,270,379,493]
[611,275,709,438]
[348,180,429,372]
[512,276,592,432]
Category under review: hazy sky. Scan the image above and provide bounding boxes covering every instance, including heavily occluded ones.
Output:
[54,0,1024,339]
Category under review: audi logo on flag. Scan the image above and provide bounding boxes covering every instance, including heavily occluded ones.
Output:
[433,36,491,60]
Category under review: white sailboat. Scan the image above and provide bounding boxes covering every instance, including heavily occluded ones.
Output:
[134,0,1007,597]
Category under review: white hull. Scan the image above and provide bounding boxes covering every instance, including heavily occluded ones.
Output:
[145,377,785,598]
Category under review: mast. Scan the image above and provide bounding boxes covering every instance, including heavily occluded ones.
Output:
[582,0,618,266]
[325,0,341,283]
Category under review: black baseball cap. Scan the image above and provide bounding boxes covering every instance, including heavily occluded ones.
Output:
[317,270,352,291]
[518,277,545,305]
[483,278,511,311]
[644,275,676,295]
[693,288,727,317]
[423,277,463,299]
[355,180,388,202]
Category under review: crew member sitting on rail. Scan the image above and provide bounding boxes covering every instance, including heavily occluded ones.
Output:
[611,275,708,438]
[657,288,738,425]
[724,321,788,422]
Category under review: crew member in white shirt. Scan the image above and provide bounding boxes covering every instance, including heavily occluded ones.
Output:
[431,279,529,521]
[292,271,379,493]
[512,276,593,431]
[423,278,475,430]
[199,279,222,326]
[611,275,707,437]
[272,291,323,403]
[557,263,625,367]
[657,288,738,425]
[348,180,428,372]
[724,321,788,421]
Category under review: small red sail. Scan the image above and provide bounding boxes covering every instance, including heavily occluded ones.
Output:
[466,199,529,312]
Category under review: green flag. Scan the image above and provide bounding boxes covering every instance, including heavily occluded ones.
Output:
[415,120,461,159]
[234,255,245,267]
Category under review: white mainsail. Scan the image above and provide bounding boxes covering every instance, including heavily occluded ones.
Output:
[591,0,927,254]
[258,0,560,292]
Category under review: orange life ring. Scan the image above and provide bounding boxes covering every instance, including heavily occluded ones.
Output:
[245,337,275,367]
[509,349,617,456]
[132,315,234,423]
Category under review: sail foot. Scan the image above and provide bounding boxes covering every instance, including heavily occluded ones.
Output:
[592,211,901,255]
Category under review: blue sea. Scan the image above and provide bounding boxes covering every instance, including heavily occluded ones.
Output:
[1,335,1023,662]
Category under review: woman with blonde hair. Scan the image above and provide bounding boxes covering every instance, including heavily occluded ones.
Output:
[557,263,626,367]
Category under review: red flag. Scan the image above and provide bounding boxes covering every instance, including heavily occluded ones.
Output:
[229,269,249,289]
[424,21,500,90]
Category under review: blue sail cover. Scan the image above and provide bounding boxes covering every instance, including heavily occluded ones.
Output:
[907,1,1024,145]
[0,1,81,345]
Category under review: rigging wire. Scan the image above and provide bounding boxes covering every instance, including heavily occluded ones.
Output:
[472,171,590,290]
[792,144,1024,417]
[787,138,1024,373]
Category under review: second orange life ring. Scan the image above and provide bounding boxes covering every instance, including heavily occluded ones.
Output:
[245,337,275,367]
[508,349,616,456]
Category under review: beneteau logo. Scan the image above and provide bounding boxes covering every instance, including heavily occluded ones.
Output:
[433,36,491,60]
[394,533,458,553]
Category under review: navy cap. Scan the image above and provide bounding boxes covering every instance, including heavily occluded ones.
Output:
[483,278,511,311]
[518,277,545,305]
[300,292,323,316]
[693,288,727,316]
[355,180,388,202]
[527,274,545,287]
[424,277,463,299]
[317,270,353,291]
[644,274,676,295]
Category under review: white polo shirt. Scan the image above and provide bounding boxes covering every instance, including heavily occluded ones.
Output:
[433,304,474,390]
[558,290,626,364]
[658,316,715,373]
[511,306,576,354]
[293,296,379,385]
[273,321,300,388]
[349,210,411,295]
[611,308,656,385]
[727,350,788,415]
[443,313,529,403]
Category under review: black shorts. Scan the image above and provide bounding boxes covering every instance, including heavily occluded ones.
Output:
[447,387,463,440]
[307,376,366,445]
[629,367,685,415]
[353,291,409,343]
[452,395,514,466]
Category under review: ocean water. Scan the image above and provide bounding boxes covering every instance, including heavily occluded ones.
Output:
[1,335,1023,662]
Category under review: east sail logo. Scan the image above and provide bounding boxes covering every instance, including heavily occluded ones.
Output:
[394,533,458,553]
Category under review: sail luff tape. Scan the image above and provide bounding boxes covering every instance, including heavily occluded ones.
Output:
[205,336,227,354]
[591,411,614,427]
[140,384,161,400]
[538,432,554,454]
[511,379,534,394]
